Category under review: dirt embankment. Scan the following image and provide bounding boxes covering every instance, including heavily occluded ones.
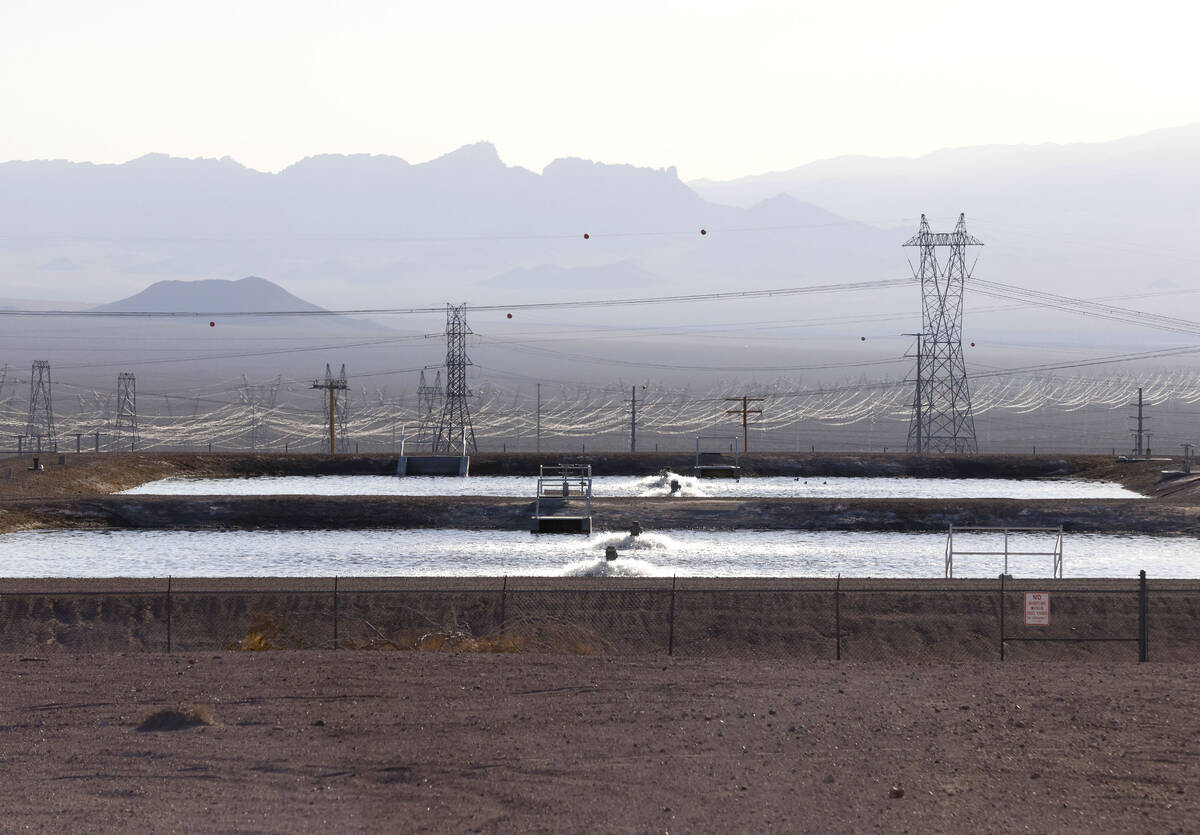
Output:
[0,450,1182,494]
[4,575,1198,661]
[6,494,1200,535]
[1,451,1195,534]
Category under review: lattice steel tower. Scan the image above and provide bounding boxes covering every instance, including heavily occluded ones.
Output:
[416,369,443,446]
[433,303,477,453]
[113,372,139,450]
[239,375,280,451]
[25,360,56,451]
[904,214,982,454]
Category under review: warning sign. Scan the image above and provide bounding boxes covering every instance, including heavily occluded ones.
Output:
[1024,592,1050,626]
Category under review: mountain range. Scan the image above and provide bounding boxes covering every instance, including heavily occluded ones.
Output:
[1,125,1199,390]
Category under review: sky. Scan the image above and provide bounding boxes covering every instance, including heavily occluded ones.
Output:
[3,0,1199,181]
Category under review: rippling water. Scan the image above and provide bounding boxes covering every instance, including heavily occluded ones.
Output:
[120,472,1143,499]
[0,528,1189,578]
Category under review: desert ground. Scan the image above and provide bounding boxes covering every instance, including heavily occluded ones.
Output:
[2,652,1197,833]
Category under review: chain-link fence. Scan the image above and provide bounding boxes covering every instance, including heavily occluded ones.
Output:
[2,575,1197,661]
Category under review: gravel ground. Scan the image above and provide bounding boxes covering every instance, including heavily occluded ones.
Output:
[2,652,1197,833]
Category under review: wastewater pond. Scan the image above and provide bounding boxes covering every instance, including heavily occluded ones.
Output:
[0,528,1191,579]
[120,472,1143,500]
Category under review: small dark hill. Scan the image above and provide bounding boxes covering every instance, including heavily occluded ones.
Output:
[94,275,324,313]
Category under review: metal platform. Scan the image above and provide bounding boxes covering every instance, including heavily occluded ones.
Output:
[397,455,469,477]
[395,434,469,476]
[694,435,741,479]
[531,464,593,534]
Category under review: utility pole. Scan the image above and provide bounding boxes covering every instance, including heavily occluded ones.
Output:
[1130,387,1150,458]
[725,396,764,453]
[625,386,646,453]
[312,364,348,455]
[536,383,542,455]
[903,333,927,454]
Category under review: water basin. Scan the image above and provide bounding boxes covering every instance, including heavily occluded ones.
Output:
[0,528,1188,578]
[120,472,1143,500]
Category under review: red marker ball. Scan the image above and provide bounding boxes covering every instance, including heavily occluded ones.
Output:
[583,233,590,239]
[700,228,707,235]
[860,336,866,341]
[209,321,215,327]
[506,313,513,319]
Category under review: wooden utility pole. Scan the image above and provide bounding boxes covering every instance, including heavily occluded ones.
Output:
[312,364,349,454]
[725,396,763,452]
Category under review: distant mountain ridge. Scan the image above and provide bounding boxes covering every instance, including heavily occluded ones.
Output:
[2,125,1198,317]
[0,142,878,311]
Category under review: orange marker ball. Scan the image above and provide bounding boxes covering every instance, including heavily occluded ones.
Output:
[700,228,707,235]
[209,321,215,327]
[507,313,513,319]
[583,233,590,239]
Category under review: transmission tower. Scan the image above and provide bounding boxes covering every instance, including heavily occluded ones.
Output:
[312,364,349,454]
[416,369,444,447]
[904,214,982,454]
[25,360,57,451]
[433,303,477,454]
[113,372,139,450]
[239,375,280,451]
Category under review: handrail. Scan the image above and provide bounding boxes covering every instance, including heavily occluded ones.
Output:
[945,524,1064,579]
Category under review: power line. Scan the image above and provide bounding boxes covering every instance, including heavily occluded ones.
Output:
[0,278,912,319]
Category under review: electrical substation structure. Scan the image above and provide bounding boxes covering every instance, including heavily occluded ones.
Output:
[433,303,477,454]
[905,214,982,455]
[25,360,56,452]
[1130,387,1150,458]
[312,364,349,455]
[113,372,139,451]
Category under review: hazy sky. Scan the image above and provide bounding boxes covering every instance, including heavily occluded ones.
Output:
[3,0,1198,180]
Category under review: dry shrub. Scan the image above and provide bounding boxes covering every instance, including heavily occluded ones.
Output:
[498,617,613,656]
[137,704,216,732]
[417,629,521,653]
[229,611,288,651]
[347,616,609,656]
[415,617,610,656]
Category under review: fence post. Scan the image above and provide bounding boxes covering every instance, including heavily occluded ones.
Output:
[667,575,676,656]
[166,576,173,654]
[333,576,339,650]
[1138,570,1148,662]
[499,575,507,633]
[999,573,1006,662]
[835,574,841,661]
